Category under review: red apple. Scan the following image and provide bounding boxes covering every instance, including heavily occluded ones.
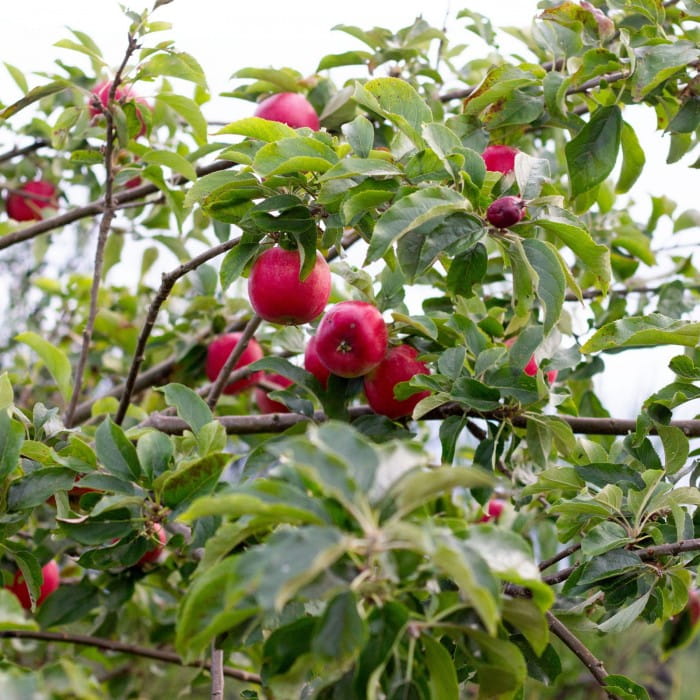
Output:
[89,80,149,137]
[7,180,58,221]
[137,523,167,566]
[363,345,430,419]
[479,499,505,523]
[481,145,519,175]
[304,334,331,389]
[248,247,331,325]
[505,338,557,384]
[6,560,60,610]
[254,92,320,130]
[254,374,294,414]
[206,333,264,395]
[315,301,388,378]
[486,196,525,229]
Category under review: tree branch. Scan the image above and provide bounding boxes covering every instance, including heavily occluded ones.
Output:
[539,542,581,571]
[546,612,617,698]
[0,138,49,163]
[114,236,242,425]
[211,641,224,699]
[139,402,700,437]
[0,629,260,684]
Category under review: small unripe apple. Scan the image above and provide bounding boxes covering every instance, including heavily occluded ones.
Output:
[687,589,700,626]
[6,560,60,610]
[486,196,525,229]
[254,373,294,414]
[254,92,320,130]
[479,499,505,523]
[137,523,167,566]
[315,301,388,378]
[89,80,149,137]
[304,334,331,388]
[363,345,431,419]
[481,145,519,174]
[7,180,58,221]
[205,333,264,395]
[248,247,331,325]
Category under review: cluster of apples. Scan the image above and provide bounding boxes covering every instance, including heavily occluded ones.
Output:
[4,79,150,222]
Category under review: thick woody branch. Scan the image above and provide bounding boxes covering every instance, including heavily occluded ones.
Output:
[539,543,582,571]
[0,629,260,684]
[546,612,617,698]
[140,402,700,437]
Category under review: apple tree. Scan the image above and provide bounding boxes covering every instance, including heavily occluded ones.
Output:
[0,1,699,698]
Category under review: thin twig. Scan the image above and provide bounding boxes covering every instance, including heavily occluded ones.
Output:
[0,138,49,163]
[211,641,225,699]
[113,236,242,425]
[0,629,260,684]
[539,543,581,571]
[206,315,263,409]
[65,36,139,427]
[547,612,617,698]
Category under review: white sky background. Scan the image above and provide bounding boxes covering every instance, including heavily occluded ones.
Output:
[0,0,698,421]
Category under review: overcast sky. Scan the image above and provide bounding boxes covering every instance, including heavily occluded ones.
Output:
[1,0,698,421]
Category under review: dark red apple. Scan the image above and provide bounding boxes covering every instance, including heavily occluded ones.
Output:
[254,92,320,130]
[6,560,60,610]
[363,345,430,419]
[137,523,167,566]
[254,374,294,414]
[315,301,388,378]
[89,80,149,137]
[481,145,519,175]
[479,499,505,523]
[304,334,331,389]
[205,333,264,395]
[7,180,58,221]
[486,196,525,229]
[248,247,331,325]
[688,589,700,626]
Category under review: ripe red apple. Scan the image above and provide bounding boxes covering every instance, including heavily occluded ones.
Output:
[363,345,431,419]
[315,301,388,378]
[254,92,320,130]
[304,334,331,388]
[254,374,294,414]
[6,180,58,221]
[481,145,519,174]
[6,560,60,610]
[89,80,149,137]
[687,589,700,626]
[137,523,167,566]
[505,338,557,384]
[479,499,505,523]
[248,247,331,325]
[486,196,525,229]
[205,333,264,395]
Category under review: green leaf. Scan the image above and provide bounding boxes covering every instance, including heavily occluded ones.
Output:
[0,589,38,630]
[233,66,302,92]
[0,373,14,411]
[156,93,208,145]
[7,467,76,510]
[219,231,262,291]
[0,411,24,481]
[3,547,41,612]
[535,207,611,292]
[565,105,622,196]
[143,149,197,181]
[446,242,487,298]
[216,116,297,141]
[139,51,207,88]
[342,115,374,157]
[603,674,651,700]
[15,332,72,403]
[502,597,550,656]
[506,237,538,318]
[631,42,700,102]
[522,239,566,334]
[422,636,459,700]
[36,579,101,628]
[319,157,401,181]
[311,591,367,663]
[318,50,373,71]
[253,136,338,176]
[598,589,652,633]
[160,453,230,508]
[451,377,502,411]
[581,314,700,353]
[95,418,141,481]
[656,424,689,475]
[159,383,213,436]
[353,77,432,146]
[617,121,645,194]
[0,80,70,119]
[4,62,28,94]
[366,187,468,263]
[581,521,632,557]
[463,65,539,118]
